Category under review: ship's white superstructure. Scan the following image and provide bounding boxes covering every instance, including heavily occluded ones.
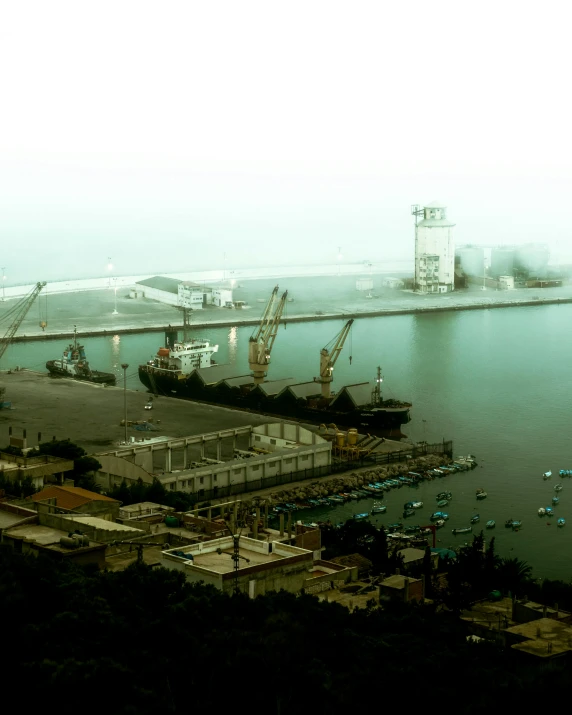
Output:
[148,339,218,374]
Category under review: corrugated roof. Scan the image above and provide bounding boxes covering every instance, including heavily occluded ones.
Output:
[279,381,321,399]
[224,375,255,388]
[135,276,182,294]
[330,382,372,408]
[255,378,296,397]
[194,365,243,386]
[31,486,118,511]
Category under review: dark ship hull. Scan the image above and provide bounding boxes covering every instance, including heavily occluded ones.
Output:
[138,365,411,438]
[46,361,116,386]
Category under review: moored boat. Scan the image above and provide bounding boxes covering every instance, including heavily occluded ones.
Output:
[470,514,480,524]
[371,503,387,514]
[543,470,552,480]
[434,519,445,528]
[403,508,415,518]
[452,526,472,535]
[554,484,563,492]
[511,520,523,530]
[538,507,546,516]
[552,496,560,505]
[476,488,487,500]
[437,499,449,507]
[486,520,495,528]
[558,518,566,527]
[46,327,116,385]
[353,512,369,520]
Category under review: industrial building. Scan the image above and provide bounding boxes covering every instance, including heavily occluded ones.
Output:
[133,276,234,309]
[95,422,332,500]
[412,201,456,293]
[161,534,353,597]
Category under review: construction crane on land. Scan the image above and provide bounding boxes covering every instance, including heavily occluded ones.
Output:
[0,282,47,405]
[248,285,288,384]
[314,319,354,399]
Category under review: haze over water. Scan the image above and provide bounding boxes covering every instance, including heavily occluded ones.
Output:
[7,288,572,580]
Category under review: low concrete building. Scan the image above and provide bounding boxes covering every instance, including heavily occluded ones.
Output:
[397,547,439,572]
[0,502,38,534]
[379,574,424,603]
[162,535,315,596]
[135,276,182,307]
[2,523,108,568]
[96,423,332,501]
[0,451,74,490]
[178,281,204,309]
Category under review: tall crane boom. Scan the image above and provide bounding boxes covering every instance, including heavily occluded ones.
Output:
[248,286,288,384]
[0,282,46,363]
[314,318,354,399]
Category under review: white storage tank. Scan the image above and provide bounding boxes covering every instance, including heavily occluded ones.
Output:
[491,247,516,278]
[356,278,374,291]
[515,244,550,278]
[456,245,485,277]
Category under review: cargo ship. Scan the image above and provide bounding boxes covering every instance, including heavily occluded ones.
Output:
[138,324,411,438]
[46,327,116,386]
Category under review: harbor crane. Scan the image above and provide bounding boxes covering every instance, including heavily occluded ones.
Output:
[0,282,47,406]
[314,319,353,399]
[248,285,288,384]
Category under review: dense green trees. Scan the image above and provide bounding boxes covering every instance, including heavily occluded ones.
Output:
[107,477,199,511]
[0,545,568,714]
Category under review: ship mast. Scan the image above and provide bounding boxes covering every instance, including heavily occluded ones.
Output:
[371,366,383,406]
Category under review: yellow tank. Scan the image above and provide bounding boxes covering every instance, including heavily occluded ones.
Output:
[347,428,358,446]
[335,431,346,448]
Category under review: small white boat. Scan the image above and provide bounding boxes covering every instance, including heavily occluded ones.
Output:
[554,484,563,492]
[538,507,546,516]
[543,470,553,480]
[412,501,423,509]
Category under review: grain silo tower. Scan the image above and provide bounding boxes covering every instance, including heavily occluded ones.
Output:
[411,201,456,293]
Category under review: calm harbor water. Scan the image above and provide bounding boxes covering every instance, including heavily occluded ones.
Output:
[6,298,572,580]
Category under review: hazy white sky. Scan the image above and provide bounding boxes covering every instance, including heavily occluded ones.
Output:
[1,0,571,283]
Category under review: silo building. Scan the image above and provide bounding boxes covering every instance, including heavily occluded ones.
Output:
[413,201,456,293]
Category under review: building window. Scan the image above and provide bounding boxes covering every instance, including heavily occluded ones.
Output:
[270,438,276,445]
[252,465,260,471]
[255,435,261,441]
[233,468,242,476]
[200,477,204,485]
[284,458,292,465]
[213,475,218,482]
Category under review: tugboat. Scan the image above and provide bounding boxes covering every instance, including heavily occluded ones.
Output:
[46,327,116,385]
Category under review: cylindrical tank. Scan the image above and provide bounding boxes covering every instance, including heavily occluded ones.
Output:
[60,537,79,549]
[71,533,89,546]
[456,246,485,277]
[347,428,358,446]
[165,515,180,528]
[490,247,516,278]
[335,432,346,447]
[515,244,550,278]
[157,348,170,357]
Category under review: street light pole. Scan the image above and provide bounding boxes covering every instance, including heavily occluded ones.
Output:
[121,363,129,444]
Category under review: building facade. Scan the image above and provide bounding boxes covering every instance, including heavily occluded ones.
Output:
[414,201,456,293]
